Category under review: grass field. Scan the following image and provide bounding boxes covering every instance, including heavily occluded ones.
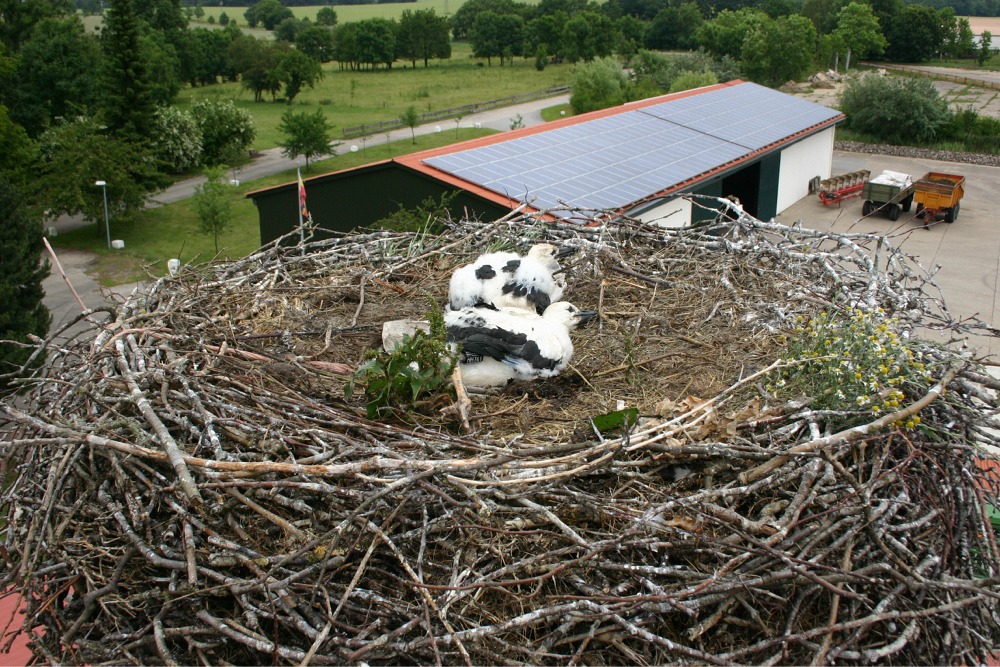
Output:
[177,40,574,149]
[51,128,496,284]
[192,0,541,24]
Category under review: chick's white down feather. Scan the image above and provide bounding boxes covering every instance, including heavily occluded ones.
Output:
[448,244,571,315]
[445,301,595,388]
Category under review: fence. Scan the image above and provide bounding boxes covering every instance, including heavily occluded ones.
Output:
[340,85,571,139]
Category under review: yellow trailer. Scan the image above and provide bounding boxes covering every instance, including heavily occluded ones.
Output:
[914,172,965,224]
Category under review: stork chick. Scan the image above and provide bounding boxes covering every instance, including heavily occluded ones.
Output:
[448,243,576,315]
[445,301,597,388]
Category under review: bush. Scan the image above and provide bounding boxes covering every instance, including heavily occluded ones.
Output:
[190,99,257,166]
[944,106,1000,154]
[151,106,203,174]
[669,70,718,93]
[839,74,952,145]
[570,57,628,114]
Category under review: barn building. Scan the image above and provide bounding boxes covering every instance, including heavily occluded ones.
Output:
[247,80,845,244]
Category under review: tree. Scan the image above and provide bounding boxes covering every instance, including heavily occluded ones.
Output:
[569,57,627,114]
[316,7,338,27]
[194,166,233,255]
[296,24,335,63]
[9,16,103,137]
[135,0,186,33]
[832,2,886,67]
[245,0,293,31]
[866,0,903,40]
[396,9,451,67]
[449,0,520,40]
[278,108,332,168]
[353,18,397,70]
[946,17,975,59]
[613,15,646,58]
[100,0,158,142]
[695,8,768,61]
[190,100,256,165]
[524,14,566,61]
[645,2,702,51]
[0,175,50,394]
[800,0,850,35]
[140,30,182,105]
[977,31,993,66]
[470,12,524,65]
[228,35,283,101]
[177,27,236,87]
[740,14,816,87]
[0,0,73,52]
[275,17,307,43]
[884,4,948,63]
[839,74,951,144]
[151,105,203,174]
[400,105,420,144]
[36,115,160,229]
[0,105,36,198]
[560,11,613,63]
[281,48,322,103]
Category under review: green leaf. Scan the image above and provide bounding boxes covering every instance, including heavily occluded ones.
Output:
[591,408,639,434]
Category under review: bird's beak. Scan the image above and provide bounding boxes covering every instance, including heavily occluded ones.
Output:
[576,310,599,326]
[556,245,578,259]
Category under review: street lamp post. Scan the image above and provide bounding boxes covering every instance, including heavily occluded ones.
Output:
[95,180,110,250]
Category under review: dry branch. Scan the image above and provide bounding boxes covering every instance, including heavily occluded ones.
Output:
[2,205,999,665]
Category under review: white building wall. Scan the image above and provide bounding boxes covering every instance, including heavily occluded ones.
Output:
[624,126,838,227]
[775,128,836,214]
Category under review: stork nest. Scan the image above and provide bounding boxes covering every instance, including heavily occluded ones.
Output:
[3,198,1000,665]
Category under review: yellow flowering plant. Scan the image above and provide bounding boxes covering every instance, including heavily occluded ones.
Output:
[768,307,934,429]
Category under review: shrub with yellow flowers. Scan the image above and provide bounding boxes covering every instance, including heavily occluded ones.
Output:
[768,307,935,430]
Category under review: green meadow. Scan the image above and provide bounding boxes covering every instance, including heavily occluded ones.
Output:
[193,0,542,24]
[178,40,574,149]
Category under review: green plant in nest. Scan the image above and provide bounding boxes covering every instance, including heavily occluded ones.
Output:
[768,306,935,430]
[346,302,459,419]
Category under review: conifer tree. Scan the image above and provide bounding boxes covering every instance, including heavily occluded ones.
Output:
[0,176,51,393]
[100,0,157,141]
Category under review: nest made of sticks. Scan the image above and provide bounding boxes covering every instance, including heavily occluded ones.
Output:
[2,198,1000,665]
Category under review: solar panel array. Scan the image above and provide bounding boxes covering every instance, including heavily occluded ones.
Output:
[423,82,842,216]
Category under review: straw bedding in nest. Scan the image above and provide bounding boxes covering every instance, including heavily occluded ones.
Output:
[2,202,999,665]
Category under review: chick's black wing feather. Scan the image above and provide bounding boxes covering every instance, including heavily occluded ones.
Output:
[447,325,528,363]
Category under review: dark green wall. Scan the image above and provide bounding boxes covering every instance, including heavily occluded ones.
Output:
[251,163,510,245]
[689,152,781,223]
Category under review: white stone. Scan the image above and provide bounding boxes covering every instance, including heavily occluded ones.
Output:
[382,319,430,352]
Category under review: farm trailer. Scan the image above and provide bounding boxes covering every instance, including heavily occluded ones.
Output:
[914,172,966,225]
[861,170,915,221]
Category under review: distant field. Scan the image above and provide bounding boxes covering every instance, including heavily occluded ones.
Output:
[177,40,573,150]
[194,0,540,24]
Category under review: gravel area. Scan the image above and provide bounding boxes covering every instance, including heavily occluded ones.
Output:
[835,140,1000,167]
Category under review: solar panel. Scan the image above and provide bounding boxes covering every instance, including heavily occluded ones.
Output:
[639,82,842,150]
[423,82,841,213]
